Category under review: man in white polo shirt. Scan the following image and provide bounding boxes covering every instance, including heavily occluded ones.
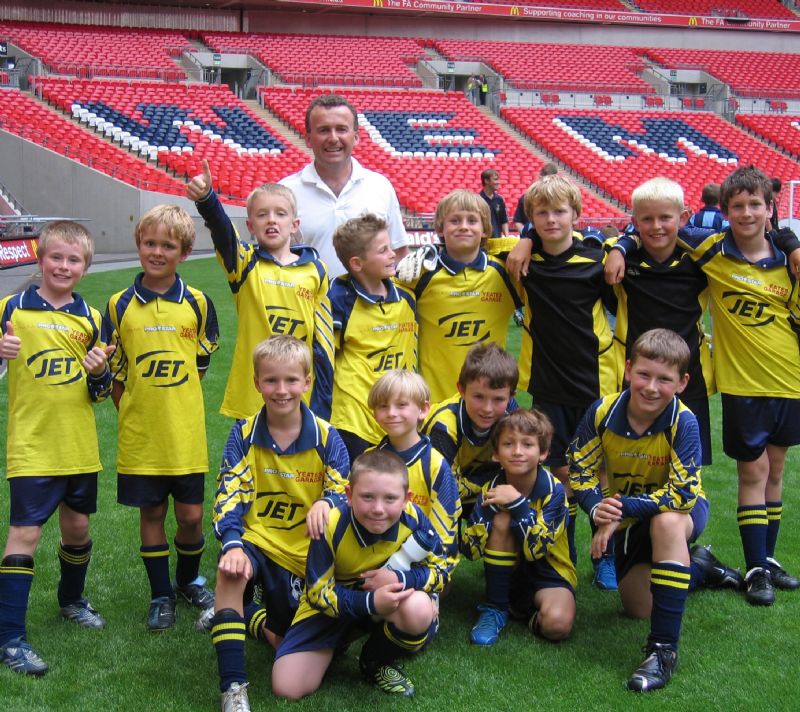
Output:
[281,94,408,278]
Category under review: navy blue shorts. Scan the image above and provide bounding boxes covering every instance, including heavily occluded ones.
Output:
[721,394,800,462]
[241,541,304,637]
[117,473,204,508]
[9,473,98,526]
[534,400,588,469]
[275,605,438,659]
[509,559,575,617]
[614,496,709,582]
[681,395,712,466]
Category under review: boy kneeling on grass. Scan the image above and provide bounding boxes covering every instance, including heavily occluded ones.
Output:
[462,409,576,647]
[271,449,447,700]
[568,328,740,692]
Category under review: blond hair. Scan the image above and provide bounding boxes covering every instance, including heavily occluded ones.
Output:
[333,213,388,269]
[368,370,431,411]
[631,177,685,213]
[252,335,311,377]
[434,189,492,241]
[524,174,582,221]
[38,220,94,267]
[135,204,195,254]
[246,182,297,218]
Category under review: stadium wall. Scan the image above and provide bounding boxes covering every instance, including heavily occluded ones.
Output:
[0,128,248,252]
[2,2,800,52]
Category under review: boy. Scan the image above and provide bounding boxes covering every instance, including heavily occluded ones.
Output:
[271,449,446,700]
[463,409,576,646]
[210,336,349,712]
[0,221,113,676]
[104,205,219,631]
[402,189,521,403]
[506,174,618,584]
[611,178,716,467]
[368,370,460,570]
[187,160,334,419]
[327,214,417,460]
[568,329,740,692]
[423,342,518,508]
[688,183,728,232]
[606,166,800,605]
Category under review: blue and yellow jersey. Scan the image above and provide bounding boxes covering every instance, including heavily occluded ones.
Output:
[518,234,617,406]
[294,500,447,624]
[1,286,111,478]
[568,390,704,529]
[690,230,800,398]
[327,276,417,442]
[104,274,218,476]
[213,403,350,578]
[422,394,518,504]
[195,190,334,419]
[613,242,714,400]
[461,468,577,588]
[407,249,521,403]
[374,435,461,570]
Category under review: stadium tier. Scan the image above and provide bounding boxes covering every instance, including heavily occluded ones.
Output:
[736,114,800,159]
[639,47,800,99]
[0,21,190,80]
[0,87,184,194]
[471,0,627,7]
[502,106,800,216]
[200,32,425,88]
[635,0,796,20]
[260,86,625,220]
[427,40,655,94]
[33,77,309,202]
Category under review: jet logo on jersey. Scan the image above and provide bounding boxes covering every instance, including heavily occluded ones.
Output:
[255,490,306,528]
[136,349,188,387]
[440,312,490,342]
[722,290,773,327]
[265,305,307,337]
[30,348,82,385]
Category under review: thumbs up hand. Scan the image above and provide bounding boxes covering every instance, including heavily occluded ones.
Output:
[186,159,213,202]
[0,321,21,360]
[83,344,116,376]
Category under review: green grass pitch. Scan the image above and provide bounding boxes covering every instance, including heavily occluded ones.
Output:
[2,256,799,711]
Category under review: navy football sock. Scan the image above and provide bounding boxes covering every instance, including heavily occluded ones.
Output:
[360,621,427,669]
[765,501,782,560]
[0,555,34,647]
[484,549,515,611]
[212,608,247,692]
[648,561,690,649]
[174,537,204,588]
[141,544,173,600]
[737,505,768,571]
[244,601,268,642]
[57,540,92,607]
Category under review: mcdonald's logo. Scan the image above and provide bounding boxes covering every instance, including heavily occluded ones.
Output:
[688,16,698,25]
[373,0,384,7]
[510,5,520,14]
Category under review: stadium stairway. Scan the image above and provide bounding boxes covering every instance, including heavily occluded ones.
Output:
[242,99,312,157]
[474,104,629,215]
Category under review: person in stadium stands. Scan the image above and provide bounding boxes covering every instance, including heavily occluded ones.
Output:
[280,94,408,278]
[688,183,728,232]
[479,169,509,237]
